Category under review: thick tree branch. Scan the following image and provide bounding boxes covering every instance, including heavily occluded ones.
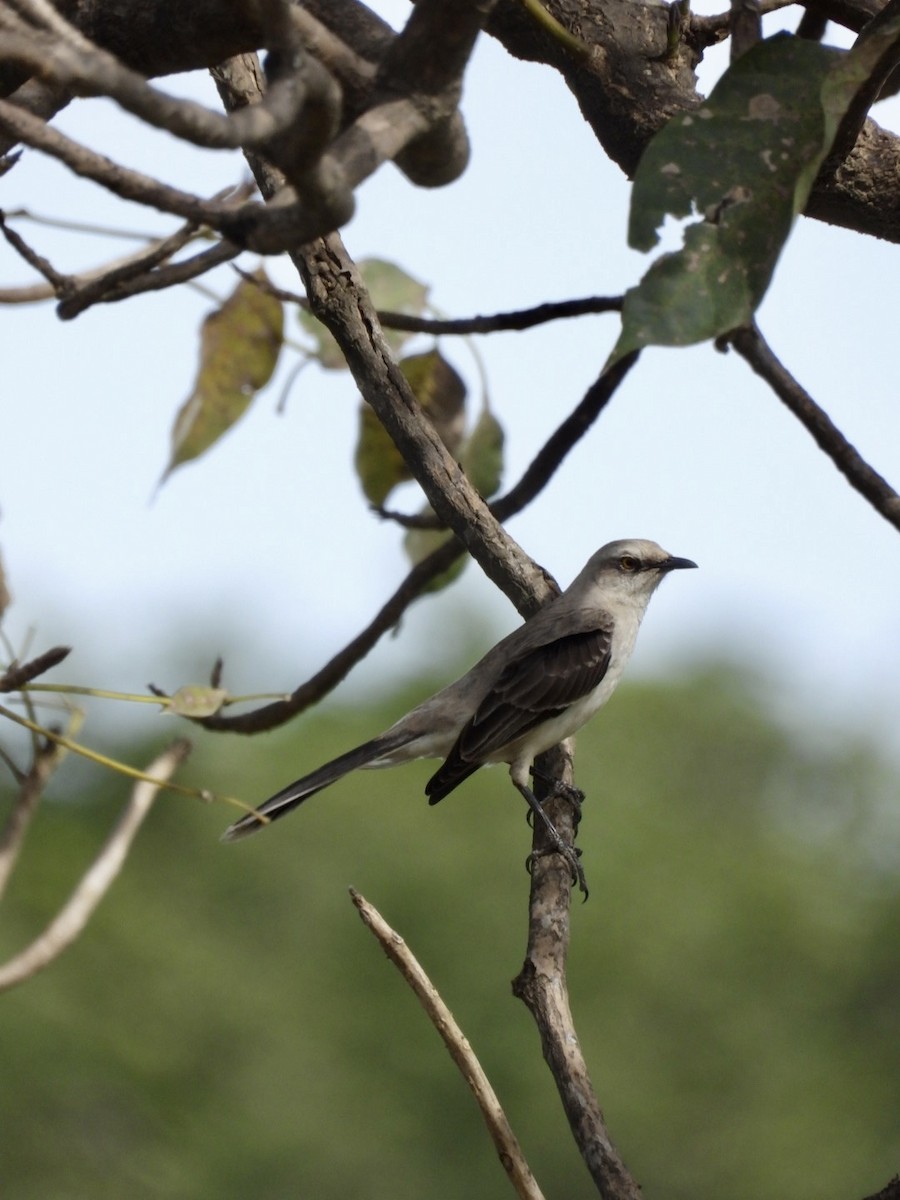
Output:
[1,0,897,244]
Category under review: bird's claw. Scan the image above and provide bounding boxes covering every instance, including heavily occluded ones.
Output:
[528,772,586,823]
[525,844,589,900]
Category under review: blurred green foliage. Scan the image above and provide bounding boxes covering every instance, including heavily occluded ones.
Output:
[0,663,897,1200]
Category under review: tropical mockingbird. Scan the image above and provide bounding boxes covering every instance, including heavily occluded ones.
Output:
[223,538,697,893]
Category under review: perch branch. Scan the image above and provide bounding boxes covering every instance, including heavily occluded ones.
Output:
[513,750,643,1199]
[350,887,546,1200]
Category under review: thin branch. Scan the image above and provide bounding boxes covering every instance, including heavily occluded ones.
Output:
[233,270,623,334]
[0,739,191,993]
[0,713,78,901]
[0,645,71,692]
[492,351,639,521]
[0,98,242,225]
[55,237,240,318]
[377,295,624,335]
[728,324,900,532]
[0,208,67,287]
[380,350,639,530]
[350,888,547,1200]
[818,0,900,180]
[199,537,467,733]
[201,348,636,735]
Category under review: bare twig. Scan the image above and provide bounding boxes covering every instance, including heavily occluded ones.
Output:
[234,270,623,334]
[492,351,639,521]
[350,888,546,1200]
[0,739,191,993]
[0,208,67,287]
[199,537,467,733]
[0,645,71,692]
[728,324,900,532]
[377,295,624,336]
[0,714,77,901]
[380,350,639,530]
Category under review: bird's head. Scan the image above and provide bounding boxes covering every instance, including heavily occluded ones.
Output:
[578,539,697,599]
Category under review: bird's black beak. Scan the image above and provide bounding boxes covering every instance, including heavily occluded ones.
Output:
[661,555,698,571]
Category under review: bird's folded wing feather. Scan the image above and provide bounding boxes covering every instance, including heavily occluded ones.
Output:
[426,625,612,801]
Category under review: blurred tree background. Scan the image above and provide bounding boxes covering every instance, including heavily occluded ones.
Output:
[1,654,897,1200]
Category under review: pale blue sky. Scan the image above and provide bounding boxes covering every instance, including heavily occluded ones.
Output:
[2,3,899,763]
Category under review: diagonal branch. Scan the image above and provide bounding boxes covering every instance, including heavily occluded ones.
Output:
[200,537,467,734]
[380,350,639,531]
[728,324,900,532]
[200,349,637,734]
[351,888,546,1200]
[0,739,191,993]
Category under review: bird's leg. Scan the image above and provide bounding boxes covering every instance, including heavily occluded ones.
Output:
[528,768,585,822]
[516,781,588,899]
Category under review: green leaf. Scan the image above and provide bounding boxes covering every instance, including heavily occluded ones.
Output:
[399,350,466,453]
[403,513,466,593]
[359,258,429,355]
[354,404,411,506]
[161,271,283,483]
[354,350,467,506]
[296,309,347,371]
[459,405,504,499]
[610,35,840,364]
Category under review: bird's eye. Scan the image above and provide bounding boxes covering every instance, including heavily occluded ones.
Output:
[619,555,638,572]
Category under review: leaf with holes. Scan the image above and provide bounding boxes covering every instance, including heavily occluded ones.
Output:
[609,35,840,364]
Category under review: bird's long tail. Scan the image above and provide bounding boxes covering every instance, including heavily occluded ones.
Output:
[221,730,411,842]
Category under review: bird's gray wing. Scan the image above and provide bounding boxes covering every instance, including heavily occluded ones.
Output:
[425,625,613,803]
